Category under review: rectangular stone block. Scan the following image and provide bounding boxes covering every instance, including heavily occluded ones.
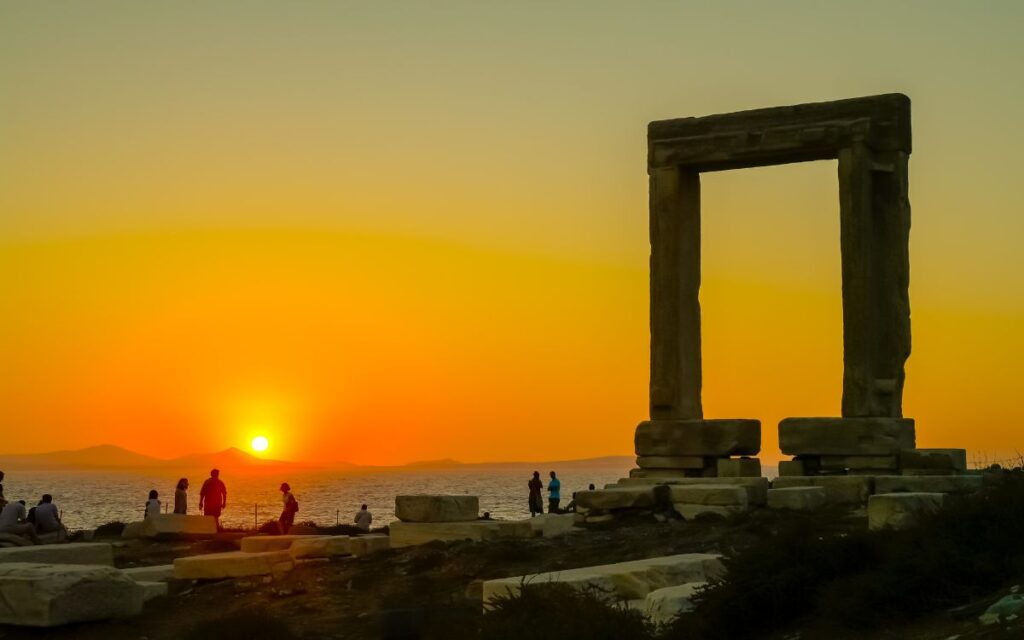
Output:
[138,581,168,602]
[777,459,808,477]
[389,521,501,548]
[636,456,708,470]
[669,485,748,507]
[629,468,692,479]
[635,419,760,457]
[779,417,915,455]
[482,553,724,605]
[288,536,353,559]
[395,495,479,522]
[767,487,826,511]
[173,551,294,580]
[819,455,899,471]
[575,486,664,511]
[528,513,578,538]
[900,448,967,472]
[350,534,390,556]
[642,582,707,626]
[0,563,144,627]
[136,514,218,539]
[121,565,174,583]
[0,543,114,567]
[240,535,330,553]
[717,457,761,478]
[771,476,873,505]
[615,477,769,506]
[874,475,982,495]
[869,492,944,530]
[673,504,742,520]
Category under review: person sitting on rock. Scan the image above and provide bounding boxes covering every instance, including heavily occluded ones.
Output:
[354,504,372,532]
[34,494,67,541]
[547,471,561,514]
[278,483,298,535]
[174,478,189,514]
[0,500,39,543]
[199,469,227,530]
[145,490,161,518]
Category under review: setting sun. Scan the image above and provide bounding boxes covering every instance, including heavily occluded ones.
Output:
[251,436,269,453]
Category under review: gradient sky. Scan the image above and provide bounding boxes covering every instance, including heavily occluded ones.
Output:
[1,2,1022,465]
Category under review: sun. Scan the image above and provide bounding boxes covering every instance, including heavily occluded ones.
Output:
[251,435,269,453]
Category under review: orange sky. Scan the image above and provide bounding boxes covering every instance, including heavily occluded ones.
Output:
[1,3,1022,465]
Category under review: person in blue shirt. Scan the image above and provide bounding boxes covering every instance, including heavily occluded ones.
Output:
[547,471,561,514]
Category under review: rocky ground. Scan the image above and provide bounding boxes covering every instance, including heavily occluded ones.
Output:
[1,498,1023,640]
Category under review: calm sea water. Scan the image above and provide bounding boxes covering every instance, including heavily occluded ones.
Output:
[2,461,634,531]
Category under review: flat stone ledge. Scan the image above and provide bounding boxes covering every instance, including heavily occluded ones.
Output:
[0,563,144,627]
[395,495,479,523]
[868,492,944,530]
[482,553,724,605]
[635,419,761,457]
[173,551,294,580]
[288,536,353,559]
[669,485,748,507]
[390,521,503,548]
[771,476,874,505]
[575,486,664,511]
[874,475,982,495]
[615,477,769,506]
[767,487,826,511]
[122,514,218,540]
[350,535,390,556]
[121,565,174,582]
[0,543,114,567]
[240,535,330,554]
[779,417,915,456]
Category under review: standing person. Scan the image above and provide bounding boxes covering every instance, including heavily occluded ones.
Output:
[0,500,39,543]
[547,471,561,514]
[528,471,544,517]
[145,490,161,518]
[0,470,7,511]
[278,483,298,535]
[353,504,372,532]
[199,469,227,530]
[34,494,64,536]
[174,478,189,515]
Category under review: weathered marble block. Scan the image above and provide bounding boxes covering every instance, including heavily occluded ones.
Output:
[528,513,578,538]
[574,486,664,511]
[389,521,502,548]
[121,565,174,583]
[716,457,761,478]
[137,581,168,602]
[240,535,329,553]
[874,475,982,495]
[395,495,479,522]
[868,492,944,530]
[0,563,144,627]
[0,543,114,567]
[173,551,294,580]
[615,476,769,506]
[767,487,826,511]
[673,504,742,520]
[637,456,708,469]
[771,476,873,505]
[122,514,218,540]
[288,536,353,559]
[819,455,899,471]
[635,420,760,457]
[900,448,967,471]
[630,468,693,479]
[668,485,748,507]
[779,417,915,455]
[641,582,707,625]
[350,534,390,556]
[482,553,724,605]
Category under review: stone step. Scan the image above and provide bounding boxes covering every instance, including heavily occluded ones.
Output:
[767,487,826,511]
[173,551,294,580]
[394,495,479,523]
[482,553,723,606]
[868,492,944,530]
[0,563,144,627]
[0,543,114,567]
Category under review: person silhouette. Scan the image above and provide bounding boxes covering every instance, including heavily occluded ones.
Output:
[528,471,544,517]
[199,469,227,530]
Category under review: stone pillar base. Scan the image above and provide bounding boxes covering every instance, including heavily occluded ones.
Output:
[633,419,760,478]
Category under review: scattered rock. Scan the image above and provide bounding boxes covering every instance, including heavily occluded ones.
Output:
[0,562,144,627]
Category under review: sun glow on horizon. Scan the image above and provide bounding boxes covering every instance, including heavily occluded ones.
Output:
[251,436,269,453]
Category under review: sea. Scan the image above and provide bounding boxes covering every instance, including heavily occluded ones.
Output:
[2,459,636,531]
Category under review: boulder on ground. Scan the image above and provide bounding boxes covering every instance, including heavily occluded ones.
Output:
[868,492,944,530]
[289,536,353,559]
[482,553,724,605]
[350,534,390,556]
[124,514,218,540]
[173,551,294,580]
[634,419,760,457]
[716,457,761,478]
[394,495,479,522]
[0,562,144,627]
[0,543,114,567]
[767,487,826,511]
[574,486,664,511]
[389,521,502,547]
[873,475,982,495]
[240,535,329,553]
[771,476,873,505]
[669,485,748,507]
[121,565,174,582]
[642,582,707,625]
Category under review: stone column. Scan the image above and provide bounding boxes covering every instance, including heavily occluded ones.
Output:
[837,144,911,417]
[648,166,702,420]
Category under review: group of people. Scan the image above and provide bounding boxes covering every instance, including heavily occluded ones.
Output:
[528,471,594,516]
[0,471,68,543]
[142,469,374,535]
